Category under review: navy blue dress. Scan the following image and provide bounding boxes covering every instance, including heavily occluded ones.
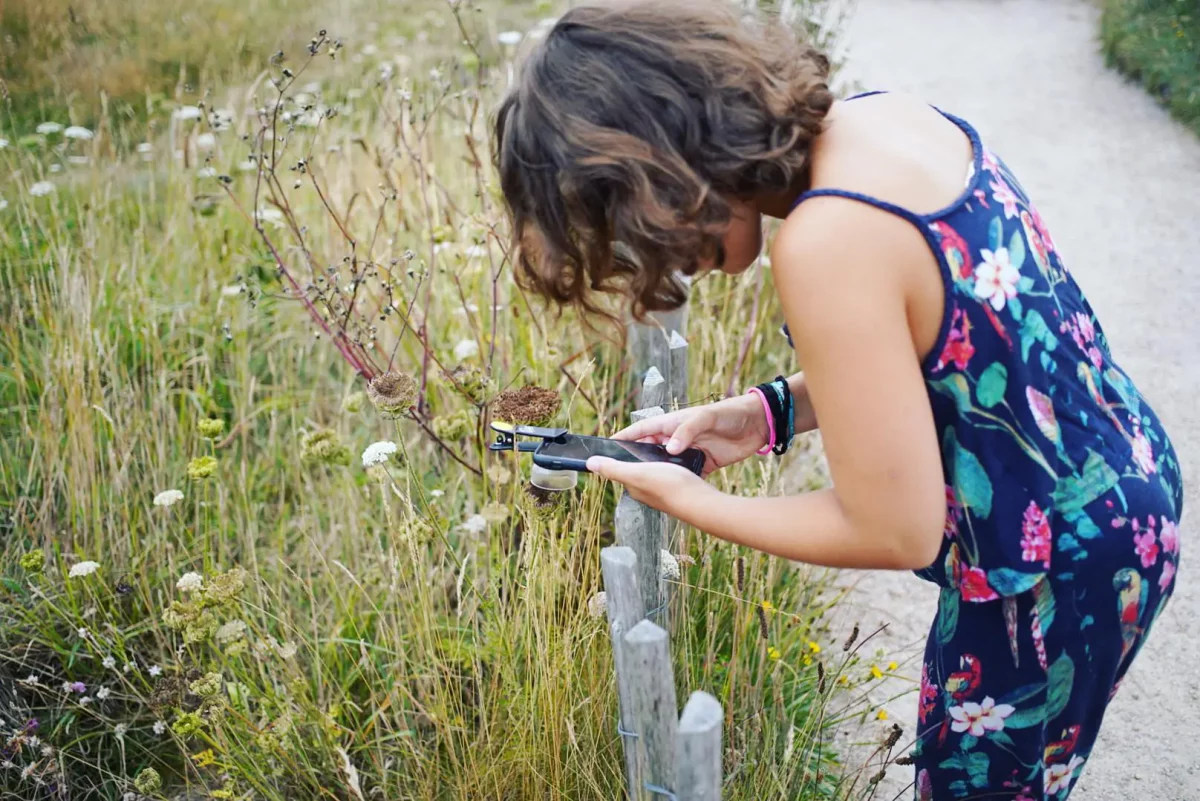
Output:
[789,94,1184,800]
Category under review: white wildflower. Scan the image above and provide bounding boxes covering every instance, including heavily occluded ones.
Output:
[453,339,480,361]
[430,489,444,498]
[67,155,89,165]
[69,560,99,578]
[460,514,487,536]
[123,793,137,801]
[48,164,62,173]
[77,627,89,639]
[0,138,8,148]
[153,720,167,735]
[79,696,92,706]
[102,656,116,670]
[96,687,111,701]
[195,132,217,151]
[275,641,298,659]
[197,166,217,178]
[0,198,8,211]
[498,31,523,47]
[587,591,608,618]
[123,662,136,674]
[148,664,162,677]
[659,550,681,581]
[63,126,93,140]
[362,440,398,467]
[61,681,73,693]
[113,722,128,738]
[255,207,285,227]
[136,142,153,153]
[29,181,55,198]
[23,674,38,685]
[26,736,39,749]
[173,105,203,121]
[221,283,245,296]
[237,159,258,172]
[36,122,63,135]
[21,764,35,780]
[153,489,184,507]
[465,245,489,258]
[176,572,204,593]
[215,619,246,642]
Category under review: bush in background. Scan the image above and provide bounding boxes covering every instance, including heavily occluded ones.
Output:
[1101,0,1200,134]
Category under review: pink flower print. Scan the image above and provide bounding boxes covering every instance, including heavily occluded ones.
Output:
[935,308,975,374]
[1044,755,1085,795]
[948,696,1015,737]
[974,247,1021,311]
[1160,519,1180,555]
[1074,312,1095,343]
[1131,425,1156,476]
[974,188,990,208]
[990,176,1020,219]
[1030,203,1056,253]
[919,662,939,724]
[1160,559,1176,593]
[1134,528,1159,569]
[1087,346,1104,370]
[1015,788,1037,801]
[1031,606,1049,671]
[960,565,999,602]
[917,769,933,801]
[981,148,1000,176]
[932,221,974,281]
[1021,500,1052,569]
[1026,387,1060,444]
[944,485,963,539]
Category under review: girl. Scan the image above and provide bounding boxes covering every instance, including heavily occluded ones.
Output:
[492,1,1185,798]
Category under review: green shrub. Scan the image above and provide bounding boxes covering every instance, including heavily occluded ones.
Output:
[1101,0,1200,134]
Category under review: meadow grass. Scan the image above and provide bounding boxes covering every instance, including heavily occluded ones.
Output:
[1101,0,1200,135]
[0,2,906,799]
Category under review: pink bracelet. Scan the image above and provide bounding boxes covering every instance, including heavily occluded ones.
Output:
[747,386,775,455]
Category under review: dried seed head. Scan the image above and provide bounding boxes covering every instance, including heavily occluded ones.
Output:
[884,724,902,749]
[587,591,607,618]
[843,623,859,652]
[894,755,915,766]
[869,769,886,785]
[735,556,745,592]
[522,483,566,520]
[491,385,561,426]
[817,661,826,693]
[448,364,491,404]
[756,605,769,640]
[366,371,418,418]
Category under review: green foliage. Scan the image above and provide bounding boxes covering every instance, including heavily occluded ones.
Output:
[1101,0,1200,135]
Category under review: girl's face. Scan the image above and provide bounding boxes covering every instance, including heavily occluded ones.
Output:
[717,198,764,275]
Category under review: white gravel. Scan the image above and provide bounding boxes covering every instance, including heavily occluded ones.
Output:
[818,1,1200,798]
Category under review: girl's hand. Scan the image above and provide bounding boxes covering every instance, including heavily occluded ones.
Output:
[610,393,771,477]
[585,457,715,515]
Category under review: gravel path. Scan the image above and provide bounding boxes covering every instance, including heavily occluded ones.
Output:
[822,1,1200,798]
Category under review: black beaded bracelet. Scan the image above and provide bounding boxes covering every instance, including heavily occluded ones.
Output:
[754,376,794,456]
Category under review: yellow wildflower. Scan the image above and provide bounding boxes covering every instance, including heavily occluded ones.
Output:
[807,640,821,654]
[887,660,898,671]
[760,600,775,613]
[870,665,883,680]
[767,646,781,661]
[191,748,217,767]
[838,675,850,686]
[802,654,813,666]
[876,709,889,721]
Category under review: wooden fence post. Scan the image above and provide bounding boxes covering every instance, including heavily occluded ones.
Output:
[677,691,723,801]
[667,331,688,413]
[615,493,665,630]
[640,366,668,410]
[624,620,678,801]
[601,546,645,798]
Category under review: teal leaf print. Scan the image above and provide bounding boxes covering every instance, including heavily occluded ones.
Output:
[1033,576,1057,630]
[1051,450,1120,515]
[976,362,1008,407]
[939,754,966,771]
[967,752,991,788]
[1003,705,1046,730]
[987,568,1043,595]
[1018,276,1036,292]
[1020,310,1058,360]
[937,588,960,642]
[1104,368,1142,417]
[949,780,969,797]
[1008,296,1024,321]
[999,682,1045,707]
[988,216,1003,252]
[931,374,973,412]
[1045,653,1075,721]
[1068,510,1102,540]
[1056,533,1081,552]
[989,730,1016,750]
[959,735,978,753]
[952,441,994,518]
[1008,230,1026,270]
[1080,614,1095,630]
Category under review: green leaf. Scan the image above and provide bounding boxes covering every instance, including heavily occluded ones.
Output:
[939,754,967,771]
[953,442,994,518]
[959,734,977,752]
[1069,510,1102,540]
[1051,451,1120,515]
[1008,230,1026,270]
[1020,310,1058,360]
[989,216,1003,252]
[1003,705,1046,730]
[1008,296,1024,321]
[1033,577,1056,631]
[999,682,1046,707]
[937,588,960,643]
[967,752,991,788]
[976,362,1008,407]
[931,374,973,412]
[989,730,1016,750]
[950,781,969,797]
[987,568,1044,596]
[1045,653,1075,721]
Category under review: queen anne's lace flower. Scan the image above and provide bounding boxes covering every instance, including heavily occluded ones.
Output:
[153,489,184,507]
[176,572,204,593]
[361,440,398,467]
[68,561,100,578]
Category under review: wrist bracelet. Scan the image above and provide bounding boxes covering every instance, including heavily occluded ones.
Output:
[747,387,776,455]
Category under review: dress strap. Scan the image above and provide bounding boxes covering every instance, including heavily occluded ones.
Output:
[792,188,927,230]
[844,89,889,102]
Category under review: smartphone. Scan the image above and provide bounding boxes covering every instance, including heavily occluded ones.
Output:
[533,433,706,476]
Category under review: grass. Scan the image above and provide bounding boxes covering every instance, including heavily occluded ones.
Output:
[0,1,905,799]
[1100,0,1200,135]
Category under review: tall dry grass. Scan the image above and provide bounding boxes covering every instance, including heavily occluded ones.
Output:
[0,2,908,800]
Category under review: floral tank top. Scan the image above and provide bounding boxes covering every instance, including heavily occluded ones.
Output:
[788,95,1185,601]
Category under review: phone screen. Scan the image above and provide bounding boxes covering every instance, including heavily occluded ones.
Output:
[536,435,705,475]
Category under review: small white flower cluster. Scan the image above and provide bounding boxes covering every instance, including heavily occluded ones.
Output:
[587,591,607,618]
[176,572,204,593]
[68,560,100,578]
[153,488,184,507]
[453,339,480,362]
[361,440,398,467]
[29,181,55,198]
[460,514,487,536]
[659,551,681,581]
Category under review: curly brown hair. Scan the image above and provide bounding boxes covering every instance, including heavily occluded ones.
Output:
[493,0,833,325]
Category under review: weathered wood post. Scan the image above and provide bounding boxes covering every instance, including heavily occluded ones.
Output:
[615,493,665,631]
[639,365,668,410]
[601,546,646,796]
[667,330,688,413]
[677,691,723,801]
[624,620,678,801]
